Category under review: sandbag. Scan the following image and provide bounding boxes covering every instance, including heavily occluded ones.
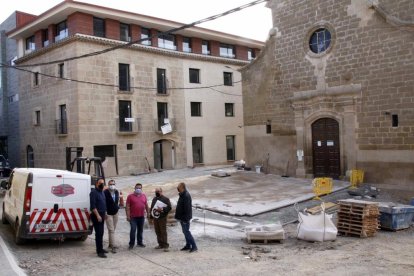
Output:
[297,211,337,242]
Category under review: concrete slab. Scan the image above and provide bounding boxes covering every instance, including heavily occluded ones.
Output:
[192,217,239,229]
[184,171,350,216]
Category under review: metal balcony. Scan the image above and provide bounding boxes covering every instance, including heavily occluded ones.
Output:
[116,118,140,134]
[153,118,176,133]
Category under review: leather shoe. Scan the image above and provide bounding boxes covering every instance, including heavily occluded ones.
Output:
[189,248,198,253]
[97,253,107,258]
[137,244,146,248]
[102,249,109,254]
[180,246,191,251]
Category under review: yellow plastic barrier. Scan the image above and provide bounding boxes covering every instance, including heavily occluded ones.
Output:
[312,177,333,200]
[350,169,364,188]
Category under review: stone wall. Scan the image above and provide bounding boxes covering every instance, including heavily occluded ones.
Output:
[242,0,414,188]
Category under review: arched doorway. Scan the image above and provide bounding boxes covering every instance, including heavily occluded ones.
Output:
[153,139,175,171]
[27,145,34,168]
[312,118,340,179]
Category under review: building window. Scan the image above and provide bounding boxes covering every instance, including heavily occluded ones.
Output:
[309,28,331,54]
[157,68,167,94]
[8,94,19,103]
[57,104,67,134]
[58,63,64,78]
[219,43,235,58]
[223,72,233,86]
[183,37,192,53]
[25,36,35,51]
[120,23,131,42]
[55,20,68,41]
[127,144,133,150]
[225,103,234,117]
[192,137,203,164]
[34,111,41,126]
[248,48,256,61]
[226,136,236,161]
[119,100,132,132]
[392,114,399,127]
[202,40,210,55]
[157,102,168,130]
[93,17,105,38]
[189,68,200,84]
[266,121,272,134]
[191,102,202,117]
[33,72,39,86]
[141,27,151,45]
[27,145,34,168]
[43,29,49,47]
[119,63,130,91]
[158,33,176,50]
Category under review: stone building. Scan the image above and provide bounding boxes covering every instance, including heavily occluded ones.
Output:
[242,0,414,191]
[0,11,37,168]
[7,1,263,175]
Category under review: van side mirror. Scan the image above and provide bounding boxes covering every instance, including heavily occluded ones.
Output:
[0,180,9,190]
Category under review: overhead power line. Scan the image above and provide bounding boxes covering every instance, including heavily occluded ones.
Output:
[15,0,268,68]
[0,63,243,97]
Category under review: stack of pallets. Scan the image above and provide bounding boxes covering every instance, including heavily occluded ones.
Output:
[337,199,380,238]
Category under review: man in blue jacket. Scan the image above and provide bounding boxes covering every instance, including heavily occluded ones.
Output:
[90,178,107,258]
[174,182,198,253]
[104,179,119,253]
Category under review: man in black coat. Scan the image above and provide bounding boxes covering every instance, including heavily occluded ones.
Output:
[150,187,172,251]
[104,179,119,253]
[90,178,107,258]
[174,182,198,253]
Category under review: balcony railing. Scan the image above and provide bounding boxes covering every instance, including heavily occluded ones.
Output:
[183,47,192,53]
[55,29,68,42]
[220,53,236,59]
[116,118,140,134]
[153,118,176,133]
[202,50,210,55]
[158,43,177,51]
[56,119,68,135]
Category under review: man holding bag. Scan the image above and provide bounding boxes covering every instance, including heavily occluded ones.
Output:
[150,187,172,251]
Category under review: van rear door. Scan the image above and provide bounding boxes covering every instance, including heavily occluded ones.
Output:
[30,174,63,234]
[60,173,91,233]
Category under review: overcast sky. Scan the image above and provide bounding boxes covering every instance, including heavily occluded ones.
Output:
[0,0,273,41]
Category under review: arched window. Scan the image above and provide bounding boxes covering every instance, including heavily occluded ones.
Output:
[309,28,331,54]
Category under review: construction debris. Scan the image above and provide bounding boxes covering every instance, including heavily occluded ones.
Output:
[306,202,338,215]
[211,170,231,177]
[348,184,379,198]
[245,223,285,244]
[337,199,380,238]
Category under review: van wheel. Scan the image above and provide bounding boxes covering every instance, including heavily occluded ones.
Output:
[14,222,25,245]
[2,204,9,224]
[78,235,88,241]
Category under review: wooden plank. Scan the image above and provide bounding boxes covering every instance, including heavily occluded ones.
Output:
[306,202,338,215]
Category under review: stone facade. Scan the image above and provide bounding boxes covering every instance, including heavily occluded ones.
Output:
[242,0,414,191]
[8,2,262,176]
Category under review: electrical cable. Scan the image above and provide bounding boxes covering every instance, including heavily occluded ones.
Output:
[0,63,243,96]
[14,0,269,68]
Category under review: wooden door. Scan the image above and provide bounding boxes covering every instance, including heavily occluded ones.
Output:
[312,118,340,179]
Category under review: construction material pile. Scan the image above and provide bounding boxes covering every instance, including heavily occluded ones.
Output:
[337,199,380,238]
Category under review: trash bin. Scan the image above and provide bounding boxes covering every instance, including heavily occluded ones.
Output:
[255,165,261,173]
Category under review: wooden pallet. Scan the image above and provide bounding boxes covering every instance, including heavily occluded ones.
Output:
[247,238,284,244]
[306,202,338,215]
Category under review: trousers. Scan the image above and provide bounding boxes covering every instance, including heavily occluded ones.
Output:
[154,216,169,248]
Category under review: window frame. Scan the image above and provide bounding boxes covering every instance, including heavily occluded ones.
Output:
[34,110,41,126]
[58,63,64,78]
[202,40,210,55]
[192,137,203,164]
[55,20,68,41]
[219,43,235,58]
[226,135,236,161]
[42,29,49,47]
[25,36,35,51]
[120,23,131,42]
[118,100,132,132]
[118,63,130,91]
[223,72,233,86]
[93,17,106,38]
[189,68,200,84]
[158,33,176,50]
[183,37,192,53]
[248,48,256,61]
[225,103,234,117]
[157,68,167,94]
[33,72,39,86]
[58,104,67,134]
[141,27,151,46]
[190,102,202,117]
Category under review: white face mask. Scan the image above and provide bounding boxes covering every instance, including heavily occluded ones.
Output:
[109,185,115,191]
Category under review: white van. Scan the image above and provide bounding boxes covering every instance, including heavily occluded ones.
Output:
[2,168,93,244]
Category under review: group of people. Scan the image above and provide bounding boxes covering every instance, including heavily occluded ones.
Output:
[89,179,198,258]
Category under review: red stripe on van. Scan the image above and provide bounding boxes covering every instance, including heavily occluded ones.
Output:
[69,208,80,231]
[32,208,47,233]
[77,208,87,230]
[61,209,73,231]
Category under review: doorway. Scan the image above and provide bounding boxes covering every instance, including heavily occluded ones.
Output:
[94,145,118,176]
[153,140,175,171]
[311,118,340,179]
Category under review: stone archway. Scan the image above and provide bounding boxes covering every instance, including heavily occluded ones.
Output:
[153,139,176,171]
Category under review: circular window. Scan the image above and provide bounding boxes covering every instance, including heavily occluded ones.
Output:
[309,28,331,54]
